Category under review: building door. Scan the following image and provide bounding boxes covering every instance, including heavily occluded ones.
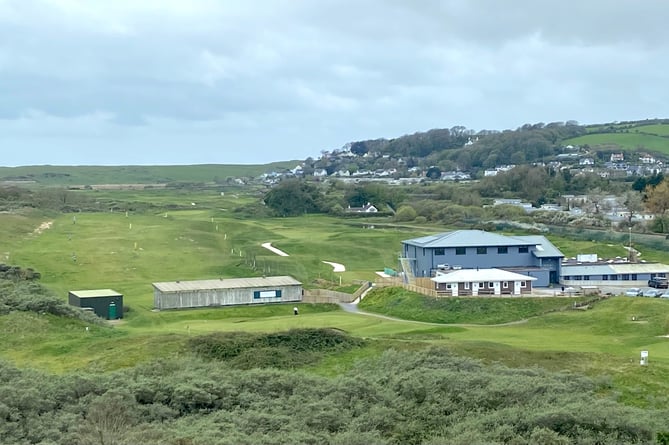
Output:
[108,302,117,320]
[550,271,558,284]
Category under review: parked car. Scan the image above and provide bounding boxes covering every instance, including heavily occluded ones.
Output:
[642,288,662,298]
[625,288,642,297]
[648,277,669,288]
[659,291,669,299]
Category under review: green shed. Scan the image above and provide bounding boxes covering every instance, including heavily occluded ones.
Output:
[68,289,123,320]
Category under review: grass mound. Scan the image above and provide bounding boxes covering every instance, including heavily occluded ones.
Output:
[188,328,366,369]
[359,287,589,324]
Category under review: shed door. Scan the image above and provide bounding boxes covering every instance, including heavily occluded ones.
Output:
[108,302,117,320]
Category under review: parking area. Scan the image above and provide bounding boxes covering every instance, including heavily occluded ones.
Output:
[533,285,669,298]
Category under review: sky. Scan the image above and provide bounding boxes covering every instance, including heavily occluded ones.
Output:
[1,0,668,166]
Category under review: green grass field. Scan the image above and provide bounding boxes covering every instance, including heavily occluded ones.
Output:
[4,199,669,409]
[566,123,669,154]
[0,162,298,185]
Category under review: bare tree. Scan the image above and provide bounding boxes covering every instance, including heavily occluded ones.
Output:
[645,179,669,233]
[623,190,645,227]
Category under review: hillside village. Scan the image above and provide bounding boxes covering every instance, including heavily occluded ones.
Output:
[259,140,665,224]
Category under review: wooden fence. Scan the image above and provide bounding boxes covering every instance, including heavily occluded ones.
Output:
[374,276,437,298]
[302,281,373,304]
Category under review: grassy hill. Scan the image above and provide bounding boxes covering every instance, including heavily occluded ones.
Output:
[565,122,669,155]
[0,162,298,186]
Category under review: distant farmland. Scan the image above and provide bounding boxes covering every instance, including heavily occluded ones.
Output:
[565,123,669,154]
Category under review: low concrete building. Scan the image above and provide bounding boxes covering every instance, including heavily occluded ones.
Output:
[153,275,303,310]
[431,268,536,296]
[68,289,123,320]
[560,261,669,287]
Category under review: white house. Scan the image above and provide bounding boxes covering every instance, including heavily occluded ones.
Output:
[431,268,536,296]
[347,202,378,213]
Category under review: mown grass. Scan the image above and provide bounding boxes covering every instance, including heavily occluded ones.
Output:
[358,287,589,324]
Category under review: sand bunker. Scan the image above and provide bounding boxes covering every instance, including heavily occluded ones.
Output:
[33,221,53,235]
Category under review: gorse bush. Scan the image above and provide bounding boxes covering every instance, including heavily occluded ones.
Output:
[0,277,104,325]
[188,328,365,369]
[0,347,664,445]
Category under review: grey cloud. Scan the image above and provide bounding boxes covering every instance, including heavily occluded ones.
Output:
[1,0,668,165]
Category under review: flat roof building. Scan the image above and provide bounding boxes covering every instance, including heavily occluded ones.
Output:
[153,275,303,310]
[68,289,123,320]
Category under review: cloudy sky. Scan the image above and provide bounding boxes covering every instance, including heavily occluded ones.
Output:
[1,1,668,166]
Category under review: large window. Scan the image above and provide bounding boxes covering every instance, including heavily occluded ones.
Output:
[434,248,445,256]
[497,246,508,254]
[456,247,466,255]
[519,246,529,253]
[477,247,487,255]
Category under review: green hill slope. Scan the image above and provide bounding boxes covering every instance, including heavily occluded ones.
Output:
[565,122,669,155]
[0,162,298,185]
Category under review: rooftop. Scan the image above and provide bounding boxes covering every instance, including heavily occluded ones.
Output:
[153,275,302,293]
[403,230,536,248]
[70,289,122,298]
[431,268,537,283]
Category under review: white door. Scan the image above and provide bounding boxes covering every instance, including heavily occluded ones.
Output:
[493,281,501,295]
[514,281,521,295]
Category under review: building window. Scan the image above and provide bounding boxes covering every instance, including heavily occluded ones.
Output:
[610,275,619,281]
[488,282,494,288]
[583,276,590,280]
[479,282,485,288]
[477,247,487,255]
[456,247,466,255]
[434,248,445,256]
[520,281,527,288]
[563,275,570,280]
[602,275,609,281]
[498,247,508,254]
[574,275,582,280]
[519,246,529,253]
[631,274,637,280]
[253,290,282,299]
[503,282,509,288]
[622,274,630,280]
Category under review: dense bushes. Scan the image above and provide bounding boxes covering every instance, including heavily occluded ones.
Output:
[0,347,664,445]
[188,328,365,369]
[0,277,104,325]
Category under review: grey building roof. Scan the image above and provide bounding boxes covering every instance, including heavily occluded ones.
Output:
[403,230,537,248]
[512,235,564,258]
[153,276,302,293]
[70,289,122,298]
[561,262,669,276]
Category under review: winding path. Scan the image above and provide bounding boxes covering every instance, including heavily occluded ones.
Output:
[322,261,345,272]
[261,242,289,257]
[261,243,347,273]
